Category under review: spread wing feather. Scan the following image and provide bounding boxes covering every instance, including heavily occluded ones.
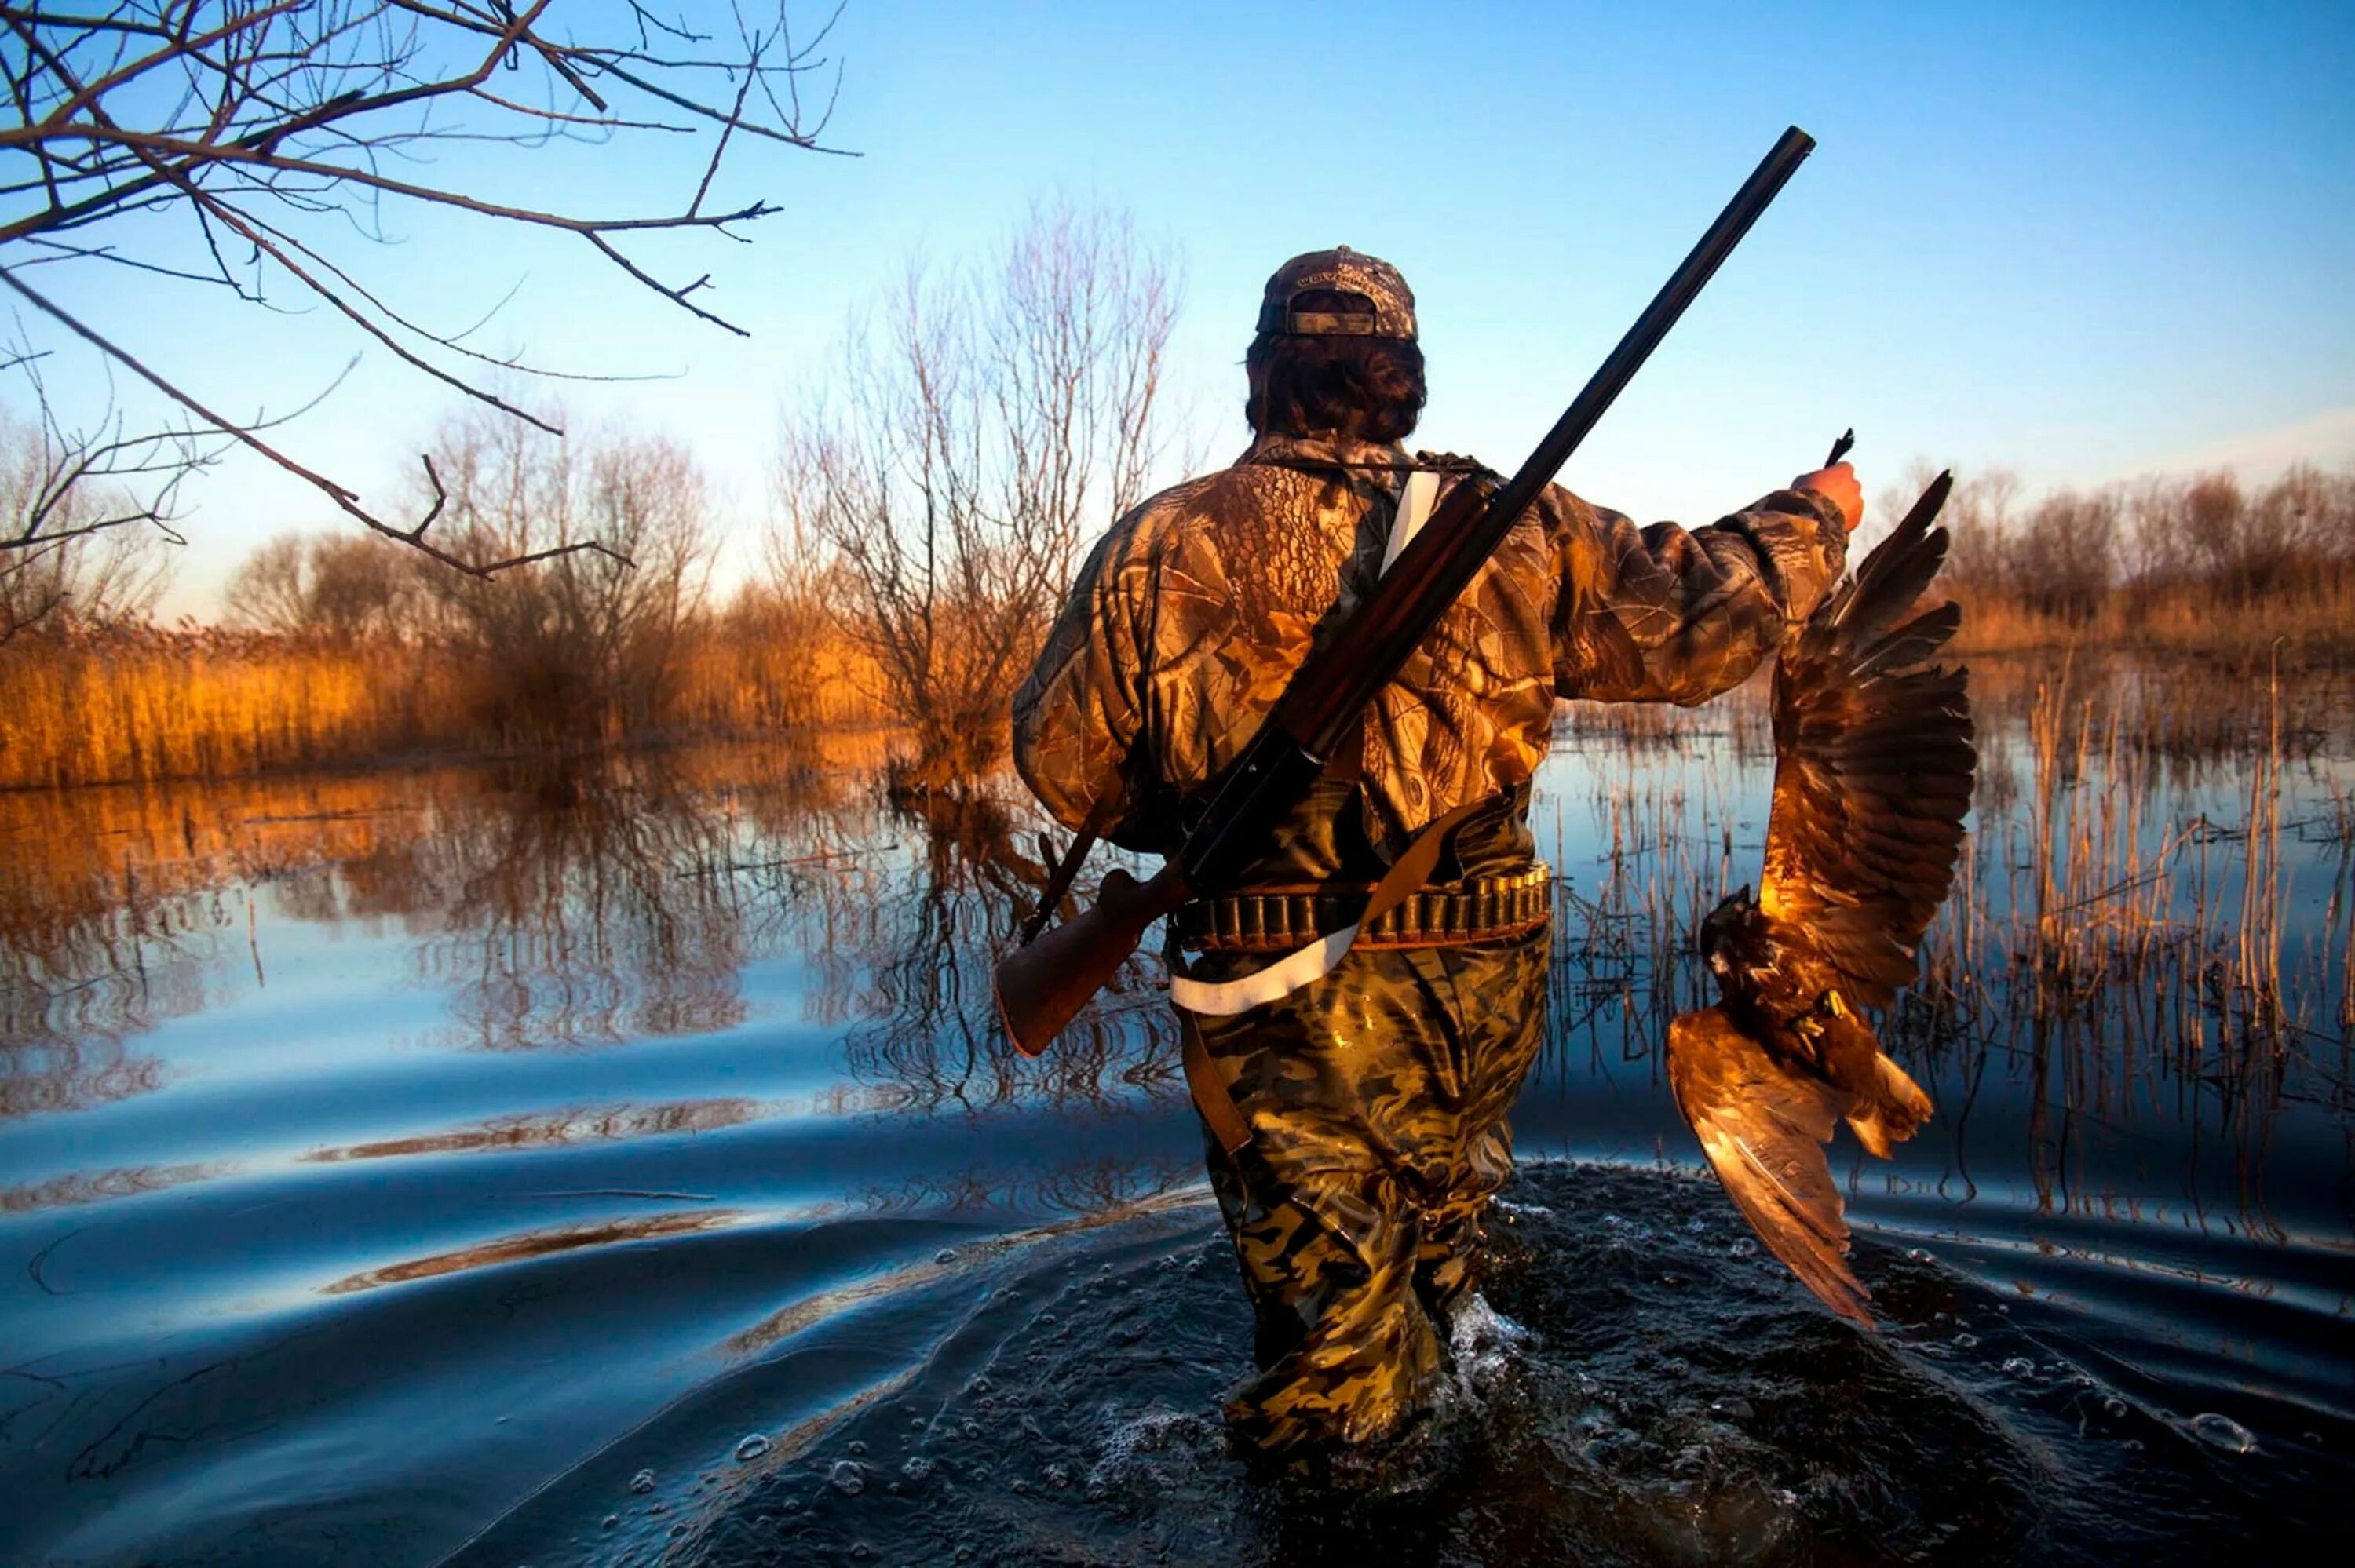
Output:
[1760,474,1977,1009]
[1667,1006,1871,1326]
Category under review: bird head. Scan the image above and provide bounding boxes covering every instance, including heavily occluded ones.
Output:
[1700,885,1758,975]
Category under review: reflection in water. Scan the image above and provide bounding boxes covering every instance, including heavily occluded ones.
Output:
[322,1209,743,1296]
[718,1181,1209,1362]
[826,785,1181,1114]
[1,674,2347,1223]
[0,755,897,1079]
[0,771,460,1119]
[0,659,2350,1566]
[0,826,220,1119]
[856,1150,1199,1220]
[1,1158,232,1213]
[1548,659,2354,1253]
[300,1098,766,1162]
[2,672,2346,1211]
[411,768,751,1049]
[0,1033,170,1122]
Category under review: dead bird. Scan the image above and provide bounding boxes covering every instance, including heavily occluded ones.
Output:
[1667,472,1975,1326]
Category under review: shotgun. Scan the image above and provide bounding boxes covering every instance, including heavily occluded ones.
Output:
[995,125,1820,1056]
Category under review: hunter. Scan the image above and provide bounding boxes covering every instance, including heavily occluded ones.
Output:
[1010,247,1861,1464]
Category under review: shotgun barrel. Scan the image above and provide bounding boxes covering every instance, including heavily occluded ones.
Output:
[995,126,1820,1056]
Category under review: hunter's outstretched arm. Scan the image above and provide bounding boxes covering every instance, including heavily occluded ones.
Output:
[1550,483,1850,705]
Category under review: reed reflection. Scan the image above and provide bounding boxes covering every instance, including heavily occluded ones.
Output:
[0,780,272,1119]
[2,744,1187,1136]
[5,653,2343,1227]
[814,782,1182,1116]
[407,760,751,1050]
[1545,654,2355,1242]
[300,1097,767,1163]
[1,1158,232,1212]
[322,1208,743,1296]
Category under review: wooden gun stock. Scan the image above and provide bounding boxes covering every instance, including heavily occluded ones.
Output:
[997,862,1192,1056]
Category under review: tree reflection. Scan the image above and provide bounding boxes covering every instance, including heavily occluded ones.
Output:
[818,782,1182,1115]
[3,663,2343,1258]
[854,1150,1197,1218]
[0,749,1185,1121]
[408,760,750,1049]
[0,784,240,1119]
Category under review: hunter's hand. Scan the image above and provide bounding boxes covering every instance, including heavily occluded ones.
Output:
[1793,462,1863,534]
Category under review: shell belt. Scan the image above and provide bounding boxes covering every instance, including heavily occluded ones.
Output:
[1173,865,1553,954]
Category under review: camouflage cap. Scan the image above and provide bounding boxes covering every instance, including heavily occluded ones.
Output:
[1256,246,1417,341]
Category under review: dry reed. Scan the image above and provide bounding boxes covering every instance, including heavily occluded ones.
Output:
[0,628,461,789]
[0,621,892,791]
[1543,653,2352,1209]
[1952,582,2355,662]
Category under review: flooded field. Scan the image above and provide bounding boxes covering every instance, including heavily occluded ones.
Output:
[2,654,2351,1566]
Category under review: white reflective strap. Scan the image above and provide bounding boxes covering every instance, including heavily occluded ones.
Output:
[1169,924,1360,1016]
[1382,469,1442,577]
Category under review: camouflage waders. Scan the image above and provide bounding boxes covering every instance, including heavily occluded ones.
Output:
[1188,922,1549,1456]
[1158,780,1551,1457]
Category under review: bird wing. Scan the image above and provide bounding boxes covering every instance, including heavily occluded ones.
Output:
[1760,473,1976,1011]
[1668,1005,1871,1326]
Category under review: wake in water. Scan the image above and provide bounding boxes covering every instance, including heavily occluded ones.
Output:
[448,1161,2342,1567]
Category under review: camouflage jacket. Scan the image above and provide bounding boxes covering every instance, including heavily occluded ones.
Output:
[1012,432,1848,873]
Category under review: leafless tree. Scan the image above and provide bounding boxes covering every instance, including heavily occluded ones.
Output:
[1899,458,2355,633]
[2017,487,2122,623]
[0,396,175,638]
[1920,465,2021,605]
[221,524,418,636]
[220,529,305,632]
[779,198,1179,786]
[0,1,847,574]
[1887,461,2118,620]
[407,399,714,737]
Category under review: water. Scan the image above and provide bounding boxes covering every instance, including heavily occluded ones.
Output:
[3,663,2351,1565]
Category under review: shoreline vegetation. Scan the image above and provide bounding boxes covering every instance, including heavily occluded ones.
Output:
[0,610,890,792]
[2,461,2350,793]
[1916,461,2355,661]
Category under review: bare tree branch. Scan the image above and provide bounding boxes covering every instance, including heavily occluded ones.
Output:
[0,261,616,574]
[0,2,853,574]
[0,352,196,640]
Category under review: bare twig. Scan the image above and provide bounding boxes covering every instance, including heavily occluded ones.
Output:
[0,2,854,574]
[0,262,619,575]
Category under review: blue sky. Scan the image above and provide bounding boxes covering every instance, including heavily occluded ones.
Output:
[14,0,2351,616]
